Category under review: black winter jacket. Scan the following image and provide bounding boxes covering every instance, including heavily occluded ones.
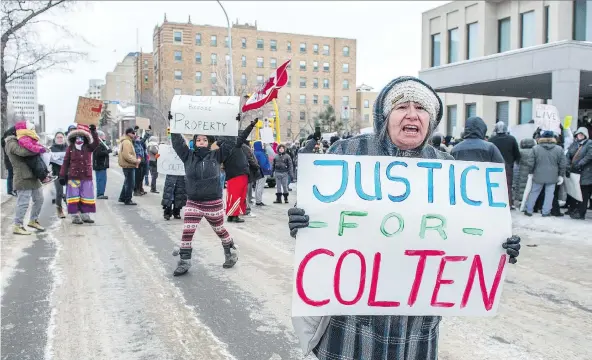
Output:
[490,133,521,164]
[451,117,505,164]
[224,144,249,180]
[171,121,255,201]
[93,140,112,171]
[161,174,187,208]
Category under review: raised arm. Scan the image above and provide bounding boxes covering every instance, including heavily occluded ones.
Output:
[171,133,190,162]
[87,125,100,151]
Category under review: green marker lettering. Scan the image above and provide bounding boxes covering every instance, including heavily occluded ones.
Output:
[380,212,404,237]
[419,214,448,240]
[338,211,368,236]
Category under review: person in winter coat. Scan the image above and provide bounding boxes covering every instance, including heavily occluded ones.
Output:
[161,174,186,220]
[253,141,272,206]
[272,144,294,204]
[222,134,251,223]
[513,138,536,204]
[59,124,100,224]
[489,121,521,208]
[169,113,256,276]
[566,127,592,219]
[133,132,150,196]
[451,117,505,163]
[241,140,260,215]
[523,131,567,217]
[49,131,68,218]
[118,127,141,205]
[147,136,160,193]
[430,133,448,152]
[1,128,16,196]
[11,121,54,184]
[287,76,522,360]
[93,130,112,200]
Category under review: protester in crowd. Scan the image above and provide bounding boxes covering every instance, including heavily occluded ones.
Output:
[287,76,521,360]
[4,130,47,234]
[253,141,272,206]
[451,117,504,163]
[169,112,256,275]
[133,130,150,196]
[241,139,260,216]
[222,134,251,223]
[11,121,55,184]
[118,127,141,205]
[523,130,567,217]
[567,127,592,219]
[49,131,68,218]
[1,128,16,196]
[147,136,160,193]
[430,132,448,152]
[59,124,100,224]
[93,130,112,200]
[272,144,294,204]
[161,173,186,220]
[513,138,536,207]
[489,121,521,209]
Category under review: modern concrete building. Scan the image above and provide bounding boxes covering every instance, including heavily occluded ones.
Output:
[151,15,356,141]
[38,104,46,134]
[85,79,105,100]
[6,72,38,125]
[355,84,378,130]
[419,0,592,136]
[101,52,138,117]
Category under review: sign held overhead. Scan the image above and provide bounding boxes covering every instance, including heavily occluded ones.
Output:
[75,96,103,125]
[169,95,240,136]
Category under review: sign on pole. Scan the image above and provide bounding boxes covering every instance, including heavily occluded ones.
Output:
[534,104,561,134]
[293,154,512,317]
[156,144,185,176]
[169,95,240,136]
[75,96,103,125]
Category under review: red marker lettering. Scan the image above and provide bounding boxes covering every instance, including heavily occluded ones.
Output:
[405,250,445,307]
[296,248,334,307]
[460,254,507,310]
[430,256,468,308]
[334,249,366,306]
[368,252,400,307]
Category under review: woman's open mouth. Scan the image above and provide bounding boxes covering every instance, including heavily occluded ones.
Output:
[402,125,419,135]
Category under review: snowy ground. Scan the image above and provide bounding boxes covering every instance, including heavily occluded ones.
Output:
[1,158,591,360]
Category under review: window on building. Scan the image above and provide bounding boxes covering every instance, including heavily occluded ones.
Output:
[287,41,292,52]
[312,95,319,105]
[211,35,217,46]
[313,44,319,54]
[287,75,291,87]
[287,111,292,120]
[211,53,217,65]
[257,39,264,49]
[225,54,230,64]
[210,72,217,84]
[496,101,509,124]
[342,80,349,89]
[342,96,349,106]
[323,62,330,72]
[174,31,182,43]
[195,33,202,45]
[195,52,202,64]
[323,45,330,56]
[224,36,229,48]
[241,55,246,67]
[313,78,319,88]
[286,94,291,104]
[270,40,277,51]
[241,73,247,85]
[519,99,533,124]
[300,111,306,120]
[520,11,535,48]
[144,75,148,83]
[364,114,370,122]
[309,62,317,73]
[364,99,370,108]
[498,18,511,52]
[195,71,202,83]
[195,89,202,96]
[448,28,459,63]
[174,70,182,80]
[241,38,246,48]
[573,0,587,41]
[300,94,306,104]
[174,51,182,61]
[299,60,306,71]
[544,6,550,43]
[300,42,306,53]
[446,105,457,136]
[211,90,217,96]
[257,57,264,68]
[270,58,277,69]
[323,79,329,89]
[465,103,476,119]
[299,77,306,88]
[143,60,148,67]
[257,75,264,84]
[174,88,182,95]
[430,33,441,67]
[466,22,478,60]
[342,63,349,73]
[343,46,349,56]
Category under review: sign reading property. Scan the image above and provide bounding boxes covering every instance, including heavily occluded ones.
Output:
[293,154,512,317]
[157,144,185,176]
[75,96,103,125]
[169,95,240,136]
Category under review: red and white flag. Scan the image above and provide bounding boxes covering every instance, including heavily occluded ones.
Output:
[242,59,291,112]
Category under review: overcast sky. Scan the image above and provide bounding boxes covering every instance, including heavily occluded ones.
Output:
[34,0,445,133]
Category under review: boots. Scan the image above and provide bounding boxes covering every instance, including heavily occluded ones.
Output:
[56,207,66,219]
[274,193,282,203]
[283,193,289,204]
[173,258,192,276]
[223,244,238,268]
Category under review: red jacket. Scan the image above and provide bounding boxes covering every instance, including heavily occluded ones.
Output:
[60,131,99,180]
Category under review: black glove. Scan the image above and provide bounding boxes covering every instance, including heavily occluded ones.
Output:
[572,163,583,173]
[168,111,173,121]
[134,125,140,131]
[250,117,259,127]
[288,207,309,238]
[59,178,66,186]
[236,113,241,121]
[148,125,152,130]
[89,124,96,131]
[502,235,521,264]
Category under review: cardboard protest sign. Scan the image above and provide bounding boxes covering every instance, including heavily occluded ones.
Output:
[135,116,150,130]
[75,96,103,125]
[157,144,185,176]
[534,104,561,134]
[260,127,274,143]
[293,154,512,317]
[169,95,240,136]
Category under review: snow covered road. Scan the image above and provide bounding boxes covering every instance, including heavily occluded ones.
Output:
[1,161,591,360]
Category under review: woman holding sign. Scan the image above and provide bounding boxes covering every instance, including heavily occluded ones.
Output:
[169,112,257,276]
[287,76,522,360]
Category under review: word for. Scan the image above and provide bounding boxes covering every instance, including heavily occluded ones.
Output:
[312,160,506,208]
[171,113,228,132]
[295,249,506,311]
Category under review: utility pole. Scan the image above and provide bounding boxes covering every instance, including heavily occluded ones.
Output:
[217,1,234,96]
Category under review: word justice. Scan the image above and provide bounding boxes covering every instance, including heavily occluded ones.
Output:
[311,159,507,208]
[296,249,507,311]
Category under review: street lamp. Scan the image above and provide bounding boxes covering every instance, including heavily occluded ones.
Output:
[216,0,234,96]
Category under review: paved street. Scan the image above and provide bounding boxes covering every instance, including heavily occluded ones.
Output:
[1,159,591,360]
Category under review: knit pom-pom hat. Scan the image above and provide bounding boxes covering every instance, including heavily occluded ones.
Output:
[67,124,92,144]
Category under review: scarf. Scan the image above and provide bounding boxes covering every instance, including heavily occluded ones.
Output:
[16,129,39,141]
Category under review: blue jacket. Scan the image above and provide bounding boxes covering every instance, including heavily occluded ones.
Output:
[451,117,504,163]
[253,141,272,176]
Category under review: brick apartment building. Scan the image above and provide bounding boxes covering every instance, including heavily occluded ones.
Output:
[151,16,357,141]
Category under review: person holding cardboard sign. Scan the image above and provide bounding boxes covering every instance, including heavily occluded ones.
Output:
[287,76,522,360]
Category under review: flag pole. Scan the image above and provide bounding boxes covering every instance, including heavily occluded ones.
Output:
[272,99,281,143]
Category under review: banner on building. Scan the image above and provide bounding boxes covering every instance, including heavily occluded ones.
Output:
[156,144,185,176]
[169,95,240,136]
[75,96,103,125]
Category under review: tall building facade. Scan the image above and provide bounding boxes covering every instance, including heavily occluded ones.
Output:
[152,16,357,141]
[419,0,592,136]
[6,72,39,126]
[134,52,160,132]
[101,52,138,116]
[355,84,377,130]
[85,79,105,100]
[38,104,46,134]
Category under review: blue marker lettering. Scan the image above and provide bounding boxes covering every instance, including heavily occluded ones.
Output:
[354,161,383,201]
[449,164,456,205]
[486,167,507,208]
[386,161,410,202]
[312,160,349,203]
[417,162,442,203]
[460,165,482,206]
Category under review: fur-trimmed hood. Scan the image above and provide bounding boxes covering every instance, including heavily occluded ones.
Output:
[67,128,92,144]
